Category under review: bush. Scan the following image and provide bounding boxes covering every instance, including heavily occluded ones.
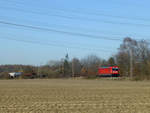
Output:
[132,74,150,81]
[0,72,9,79]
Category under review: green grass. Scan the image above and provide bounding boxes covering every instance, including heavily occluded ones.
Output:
[0,79,150,113]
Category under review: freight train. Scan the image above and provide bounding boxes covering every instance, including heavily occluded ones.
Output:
[98,66,120,77]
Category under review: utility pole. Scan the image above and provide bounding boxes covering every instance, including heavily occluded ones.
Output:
[72,59,75,77]
[38,62,42,78]
[37,65,39,77]
[130,49,133,79]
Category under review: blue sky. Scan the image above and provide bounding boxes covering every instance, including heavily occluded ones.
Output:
[0,0,150,65]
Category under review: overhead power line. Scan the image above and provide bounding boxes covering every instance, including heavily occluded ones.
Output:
[1,9,150,39]
[65,11,149,22]
[0,20,123,41]
[1,0,150,22]
[4,32,115,50]
[0,37,114,52]
[0,9,149,39]
[49,8,150,22]
[0,20,148,43]
[1,6,149,38]
[1,6,150,28]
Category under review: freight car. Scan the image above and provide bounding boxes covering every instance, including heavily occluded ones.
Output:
[98,66,120,77]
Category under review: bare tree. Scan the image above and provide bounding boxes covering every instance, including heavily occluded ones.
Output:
[81,55,102,77]
[116,37,150,79]
[72,58,81,77]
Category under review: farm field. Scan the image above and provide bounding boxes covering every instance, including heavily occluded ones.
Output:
[0,79,150,113]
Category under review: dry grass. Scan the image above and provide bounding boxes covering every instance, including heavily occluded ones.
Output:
[0,79,150,113]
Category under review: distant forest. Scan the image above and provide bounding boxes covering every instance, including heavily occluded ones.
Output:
[1,37,150,80]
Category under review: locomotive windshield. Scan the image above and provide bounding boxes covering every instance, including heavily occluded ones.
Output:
[112,68,119,71]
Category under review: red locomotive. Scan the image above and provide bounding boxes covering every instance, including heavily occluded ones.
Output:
[98,66,120,77]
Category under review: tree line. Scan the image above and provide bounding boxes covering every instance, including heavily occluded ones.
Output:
[0,37,150,80]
